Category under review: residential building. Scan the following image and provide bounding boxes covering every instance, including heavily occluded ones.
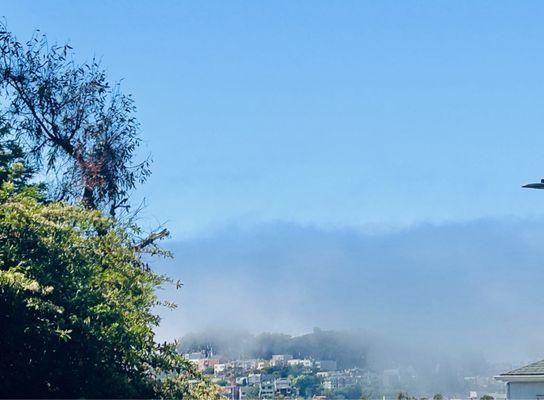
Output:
[248,373,262,385]
[185,351,205,360]
[220,385,239,400]
[495,359,544,400]
[274,378,293,397]
[322,371,357,390]
[259,380,275,399]
[193,357,221,372]
[271,354,293,367]
[236,359,258,371]
[214,363,228,374]
[288,358,313,368]
[236,376,248,386]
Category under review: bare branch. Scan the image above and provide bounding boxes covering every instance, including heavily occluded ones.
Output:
[131,228,169,252]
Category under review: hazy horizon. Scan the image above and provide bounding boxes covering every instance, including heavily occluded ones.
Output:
[154,216,544,364]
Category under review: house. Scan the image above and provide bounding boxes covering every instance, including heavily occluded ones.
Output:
[193,357,221,372]
[248,373,262,385]
[271,354,293,367]
[495,359,544,399]
[236,359,258,371]
[220,385,239,400]
[274,378,293,397]
[236,376,248,386]
[214,363,228,374]
[185,351,205,360]
[259,380,275,399]
[288,358,313,367]
[322,371,357,390]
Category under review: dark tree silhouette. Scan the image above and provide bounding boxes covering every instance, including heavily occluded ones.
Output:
[0,24,150,216]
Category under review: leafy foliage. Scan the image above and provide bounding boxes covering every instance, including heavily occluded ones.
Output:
[0,24,218,398]
[325,384,364,400]
[243,385,260,399]
[0,161,218,398]
[293,374,322,398]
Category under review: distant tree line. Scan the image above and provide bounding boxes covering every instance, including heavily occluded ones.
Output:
[180,327,367,369]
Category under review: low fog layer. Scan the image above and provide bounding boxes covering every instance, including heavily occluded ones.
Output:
[177,328,506,395]
[154,218,544,363]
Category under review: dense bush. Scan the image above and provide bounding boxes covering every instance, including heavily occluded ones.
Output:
[0,154,218,398]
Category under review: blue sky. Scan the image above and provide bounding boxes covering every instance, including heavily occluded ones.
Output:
[5,1,544,237]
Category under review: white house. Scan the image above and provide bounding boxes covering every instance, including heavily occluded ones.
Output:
[287,358,313,368]
[495,359,544,400]
[214,363,227,374]
[270,354,293,367]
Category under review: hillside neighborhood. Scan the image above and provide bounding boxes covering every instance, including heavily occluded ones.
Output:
[184,350,521,400]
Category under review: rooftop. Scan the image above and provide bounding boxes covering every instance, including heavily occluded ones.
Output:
[501,360,544,376]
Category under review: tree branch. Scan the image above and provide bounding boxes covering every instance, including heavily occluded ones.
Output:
[131,228,169,252]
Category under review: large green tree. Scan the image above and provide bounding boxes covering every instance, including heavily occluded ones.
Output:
[0,126,217,400]
[0,26,217,399]
[293,374,322,398]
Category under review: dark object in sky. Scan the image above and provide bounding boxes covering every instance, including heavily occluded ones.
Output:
[522,179,544,189]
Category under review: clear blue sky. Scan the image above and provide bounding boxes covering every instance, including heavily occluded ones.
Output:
[5,1,544,237]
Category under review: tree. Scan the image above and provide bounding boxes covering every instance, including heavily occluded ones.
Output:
[397,392,411,400]
[293,374,322,398]
[0,24,149,216]
[433,394,444,400]
[0,160,217,398]
[0,122,36,193]
[244,385,260,399]
[326,384,363,400]
[481,395,494,400]
[0,25,217,399]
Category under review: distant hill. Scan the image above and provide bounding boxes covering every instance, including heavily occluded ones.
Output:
[178,328,367,369]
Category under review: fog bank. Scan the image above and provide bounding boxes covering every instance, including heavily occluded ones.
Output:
[154,218,544,362]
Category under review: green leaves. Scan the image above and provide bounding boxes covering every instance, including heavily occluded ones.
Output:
[0,189,218,399]
[54,327,73,342]
[0,25,219,400]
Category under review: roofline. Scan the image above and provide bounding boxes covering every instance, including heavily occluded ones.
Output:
[495,375,544,382]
